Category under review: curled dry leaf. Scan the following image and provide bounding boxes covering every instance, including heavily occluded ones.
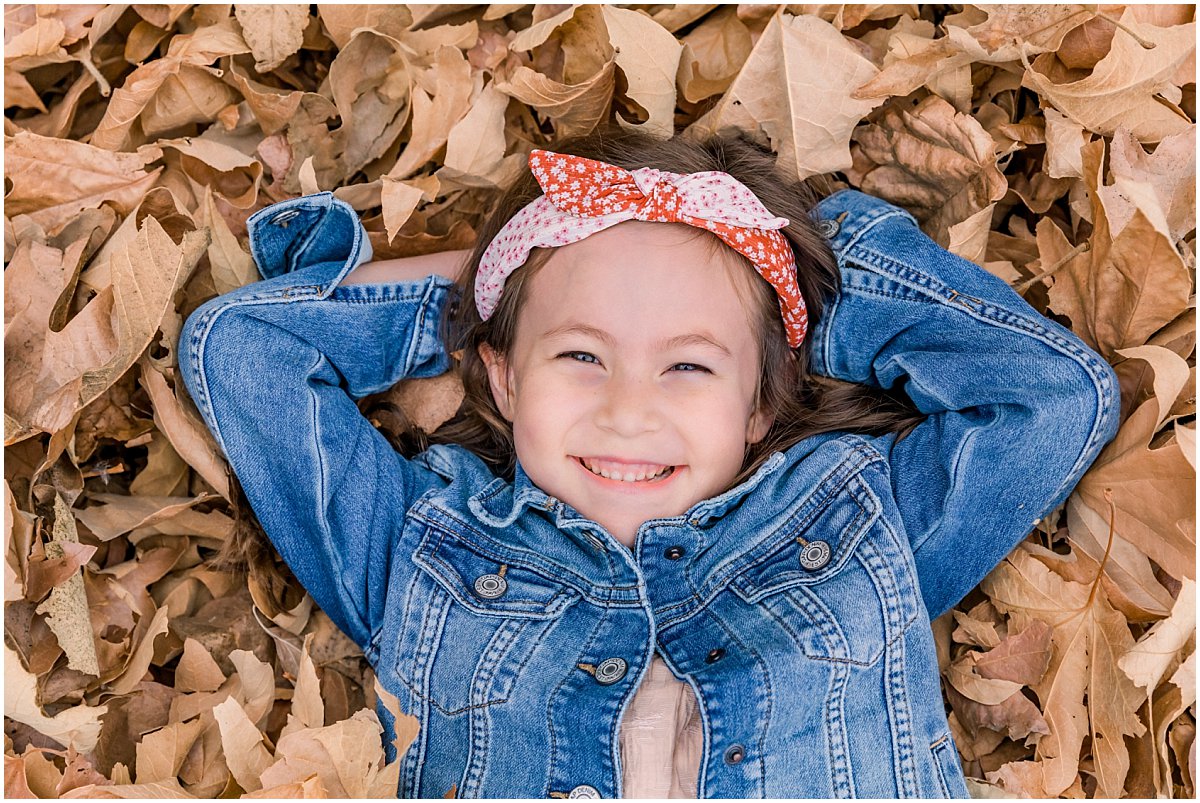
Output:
[1022,11,1195,144]
[495,60,617,139]
[89,22,251,151]
[34,493,99,676]
[676,6,753,104]
[855,94,1008,246]
[5,644,107,753]
[1045,142,1192,360]
[233,5,309,74]
[600,5,682,139]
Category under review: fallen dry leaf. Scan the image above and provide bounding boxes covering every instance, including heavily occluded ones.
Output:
[233,5,309,74]
[983,545,1149,797]
[855,94,1008,246]
[1021,10,1195,143]
[692,12,885,180]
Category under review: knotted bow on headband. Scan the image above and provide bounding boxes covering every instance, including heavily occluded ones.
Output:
[476,150,809,348]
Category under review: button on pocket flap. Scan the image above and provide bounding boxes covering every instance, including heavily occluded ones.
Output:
[731,474,880,603]
[413,526,580,619]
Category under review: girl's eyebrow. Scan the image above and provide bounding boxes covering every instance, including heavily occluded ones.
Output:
[542,323,733,358]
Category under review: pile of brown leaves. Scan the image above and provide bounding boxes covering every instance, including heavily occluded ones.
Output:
[4,4,1196,799]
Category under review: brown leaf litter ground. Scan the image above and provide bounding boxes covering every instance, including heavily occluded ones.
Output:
[3,4,1196,799]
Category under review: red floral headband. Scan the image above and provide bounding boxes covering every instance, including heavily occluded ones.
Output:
[476,150,809,348]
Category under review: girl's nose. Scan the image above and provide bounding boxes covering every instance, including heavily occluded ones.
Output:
[594,373,663,437]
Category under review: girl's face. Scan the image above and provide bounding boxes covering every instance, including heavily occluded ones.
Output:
[480,221,773,548]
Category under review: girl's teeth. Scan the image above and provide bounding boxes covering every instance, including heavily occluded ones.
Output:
[582,460,671,482]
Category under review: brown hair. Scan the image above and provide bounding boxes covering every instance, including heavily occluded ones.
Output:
[215,129,925,588]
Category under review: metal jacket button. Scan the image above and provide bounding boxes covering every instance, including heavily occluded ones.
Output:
[817,219,839,238]
[594,657,627,685]
[473,573,507,598]
[799,540,832,571]
[724,744,746,765]
[568,784,600,798]
[705,648,726,664]
[664,545,685,560]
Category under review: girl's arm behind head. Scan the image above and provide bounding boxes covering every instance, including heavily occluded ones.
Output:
[338,249,470,286]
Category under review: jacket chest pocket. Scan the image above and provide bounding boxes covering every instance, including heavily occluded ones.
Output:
[729,473,919,666]
[393,520,581,716]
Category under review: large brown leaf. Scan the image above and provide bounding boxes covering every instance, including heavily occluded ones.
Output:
[1022,11,1195,143]
[692,13,885,180]
[982,546,1148,797]
[4,132,163,234]
[855,94,1008,246]
[1045,141,1192,361]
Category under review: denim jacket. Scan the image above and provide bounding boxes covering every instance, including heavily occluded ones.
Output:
[178,190,1120,798]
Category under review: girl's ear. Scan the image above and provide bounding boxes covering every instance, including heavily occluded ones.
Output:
[478,343,515,421]
[745,404,774,445]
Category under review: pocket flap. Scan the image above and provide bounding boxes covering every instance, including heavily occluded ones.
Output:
[731,473,881,603]
[413,524,580,619]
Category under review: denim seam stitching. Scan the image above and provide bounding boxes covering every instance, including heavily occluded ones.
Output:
[861,533,919,795]
[184,303,237,458]
[405,576,448,794]
[414,504,637,604]
[462,618,526,793]
[836,208,916,256]
[404,279,442,376]
[768,583,854,787]
[825,658,854,797]
[758,589,841,663]
[708,443,879,585]
[389,666,508,716]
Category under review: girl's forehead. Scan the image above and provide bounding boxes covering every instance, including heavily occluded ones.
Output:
[517,227,762,347]
[528,222,760,313]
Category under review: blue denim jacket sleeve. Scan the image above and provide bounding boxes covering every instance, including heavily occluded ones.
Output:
[808,191,1121,620]
[177,193,456,653]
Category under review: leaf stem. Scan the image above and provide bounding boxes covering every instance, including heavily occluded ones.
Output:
[1096,12,1158,49]
[1012,241,1091,294]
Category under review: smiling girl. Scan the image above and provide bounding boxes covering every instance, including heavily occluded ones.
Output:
[180,131,1119,798]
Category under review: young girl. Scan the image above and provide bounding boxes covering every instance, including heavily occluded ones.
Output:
[179,132,1120,798]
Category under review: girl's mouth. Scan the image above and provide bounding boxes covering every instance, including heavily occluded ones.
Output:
[575,457,678,484]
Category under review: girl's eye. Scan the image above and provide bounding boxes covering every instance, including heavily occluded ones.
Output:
[555,352,709,373]
[558,351,601,365]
